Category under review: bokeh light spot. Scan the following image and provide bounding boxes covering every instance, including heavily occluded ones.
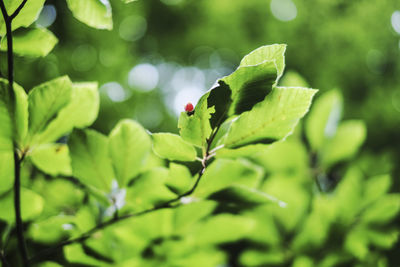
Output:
[101,82,129,102]
[391,11,400,34]
[36,5,57,28]
[128,63,159,91]
[270,0,297,22]
[119,15,147,42]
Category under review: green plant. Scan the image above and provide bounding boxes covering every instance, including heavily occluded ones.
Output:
[0,1,399,267]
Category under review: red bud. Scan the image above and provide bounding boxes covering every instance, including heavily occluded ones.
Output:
[184,102,194,112]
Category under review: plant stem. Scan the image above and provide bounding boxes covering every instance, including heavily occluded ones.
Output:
[0,0,30,265]
[14,152,29,266]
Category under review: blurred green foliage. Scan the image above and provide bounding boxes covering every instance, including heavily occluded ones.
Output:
[0,0,399,266]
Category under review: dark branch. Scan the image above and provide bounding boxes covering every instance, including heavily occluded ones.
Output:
[1,0,30,264]
[0,0,9,21]
[9,0,27,21]
[14,152,30,266]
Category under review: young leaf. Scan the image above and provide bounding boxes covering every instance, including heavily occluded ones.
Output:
[32,82,99,145]
[240,44,286,79]
[68,129,115,191]
[320,120,366,168]
[178,92,215,148]
[109,119,151,186]
[0,0,46,35]
[28,76,72,140]
[0,27,58,57]
[152,133,197,161]
[30,143,72,176]
[222,87,317,149]
[305,90,343,151]
[66,0,113,30]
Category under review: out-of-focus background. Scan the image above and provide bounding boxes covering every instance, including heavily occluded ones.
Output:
[4,0,399,170]
[1,1,400,266]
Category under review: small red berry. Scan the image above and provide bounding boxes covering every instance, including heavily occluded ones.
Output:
[184,102,194,113]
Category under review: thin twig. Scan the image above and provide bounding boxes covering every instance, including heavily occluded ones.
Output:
[14,152,30,266]
[1,0,30,264]
[9,0,27,21]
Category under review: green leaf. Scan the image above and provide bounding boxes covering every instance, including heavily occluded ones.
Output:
[344,227,369,260]
[122,0,137,2]
[33,178,84,216]
[0,152,13,195]
[152,133,197,161]
[0,79,27,195]
[239,44,286,79]
[165,163,193,195]
[178,92,214,148]
[0,0,46,35]
[33,82,99,144]
[191,214,255,245]
[0,78,28,147]
[194,159,263,198]
[30,143,72,176]
[68,129,115,191]
[243,206,281,246]
[205,81,232,130]
[109,119,151,186]
[125,167,176,212]
[320,120,366,168]
[64,244,107,266]
[208,184,286,208]
[240,249,286,266]
[0,80,13,152]
[366,228,399,249]
[27,76,72,141]
[221,60,277,115]
[362,175,391,207]
[334,168,363,225]
[0,187,44,222]
[361,194,400,225]
[222,87,317,149]
[292,196,333,252]
[66,0,113,30]
[292,256,314,267]
[305,90,343,151]
[279,70,309,87]
[0,27,58,57]
[28,215,74,243]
